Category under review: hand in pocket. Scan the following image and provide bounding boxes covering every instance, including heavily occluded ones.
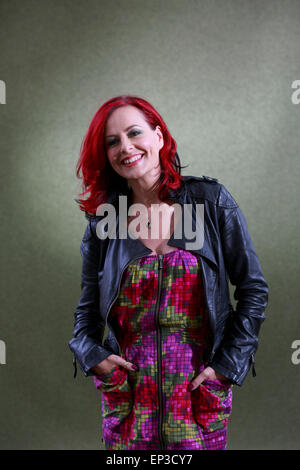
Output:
[188,366,230,391]
[91,354,139,377]
[191,378,232,432]
[93,356,135,423]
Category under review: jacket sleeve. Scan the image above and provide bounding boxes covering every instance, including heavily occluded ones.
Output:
[68,218,114,378]
[207,184,269,386]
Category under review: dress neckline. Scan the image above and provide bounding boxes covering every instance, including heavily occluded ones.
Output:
[142,248,182,257]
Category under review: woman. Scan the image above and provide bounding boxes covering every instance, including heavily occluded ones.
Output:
[68,95,269,450]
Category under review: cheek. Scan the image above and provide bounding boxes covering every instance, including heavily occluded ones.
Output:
[107,152,116,166]
[140,139,156,155]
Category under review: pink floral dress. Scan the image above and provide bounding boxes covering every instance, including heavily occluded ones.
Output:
[93,249,233,450]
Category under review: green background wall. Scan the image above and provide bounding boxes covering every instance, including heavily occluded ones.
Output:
[0,0,299,449]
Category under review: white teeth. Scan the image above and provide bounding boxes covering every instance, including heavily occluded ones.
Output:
[122,154,143,165]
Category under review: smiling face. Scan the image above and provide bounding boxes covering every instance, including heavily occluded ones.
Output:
[104,105,164,184]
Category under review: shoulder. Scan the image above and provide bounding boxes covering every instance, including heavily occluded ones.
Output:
[183,175,238,208]
[82,212,107,241]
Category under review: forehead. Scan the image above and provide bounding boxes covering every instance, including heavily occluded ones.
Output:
[105,105,147,133]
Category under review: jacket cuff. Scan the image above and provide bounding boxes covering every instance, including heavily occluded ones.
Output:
[206,360,239,385]
[207,352,256,387]
[69,341,113,377]
[84,344,114,376]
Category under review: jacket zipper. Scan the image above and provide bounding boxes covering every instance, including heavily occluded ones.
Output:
[100,253,152,446]
[73,355,77,378]
[73,254,149,379]
[196,253,216,363]
[155,254,165,450]
[103,254,151,355]
[251,353,256,377]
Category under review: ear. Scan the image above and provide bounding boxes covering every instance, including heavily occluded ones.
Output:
[156,125,164,151]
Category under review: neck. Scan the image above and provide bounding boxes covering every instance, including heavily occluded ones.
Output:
[128,178,163,208]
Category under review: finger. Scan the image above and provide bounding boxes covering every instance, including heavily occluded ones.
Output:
[123,360,139,371]
[187,369,211,391]
[113,356,138,371]
[207,366,227,381]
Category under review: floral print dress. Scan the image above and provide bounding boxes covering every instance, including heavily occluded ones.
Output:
[93,249,233,450]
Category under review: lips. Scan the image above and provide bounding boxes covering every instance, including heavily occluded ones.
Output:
[121,153,142,162]
[121,153,144,165]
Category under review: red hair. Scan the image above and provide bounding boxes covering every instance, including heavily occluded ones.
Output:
[75,94,187,215]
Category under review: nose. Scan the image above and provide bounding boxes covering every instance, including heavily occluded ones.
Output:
[120,134,134,154]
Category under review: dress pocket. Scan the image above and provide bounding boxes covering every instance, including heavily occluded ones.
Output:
[93,365,133,421]
[191,378,233,433]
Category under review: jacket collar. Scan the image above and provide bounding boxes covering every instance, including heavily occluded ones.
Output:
[106,176,218,270]
[106,175,187,205]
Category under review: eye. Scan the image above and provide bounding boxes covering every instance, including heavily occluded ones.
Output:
[129,130,141,137]
[106,129,141,147]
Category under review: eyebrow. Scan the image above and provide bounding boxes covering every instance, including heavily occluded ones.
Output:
[106,125,141,138]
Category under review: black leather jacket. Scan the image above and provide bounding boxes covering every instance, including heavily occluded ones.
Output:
[68,175,269,386]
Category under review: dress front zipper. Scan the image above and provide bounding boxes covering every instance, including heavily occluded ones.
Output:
[154,254,165,450]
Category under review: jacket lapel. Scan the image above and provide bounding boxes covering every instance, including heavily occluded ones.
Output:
[106,176,218,270]
[168,183,219,270]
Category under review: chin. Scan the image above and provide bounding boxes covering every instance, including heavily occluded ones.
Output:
[123,167,148,179]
